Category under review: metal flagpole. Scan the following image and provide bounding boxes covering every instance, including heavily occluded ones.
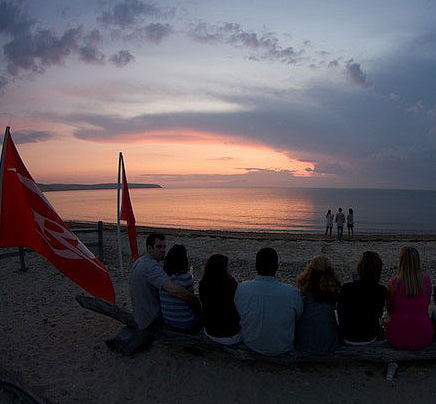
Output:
[0,127,9,308]
[117,152,123,273]
[0,127,10,235]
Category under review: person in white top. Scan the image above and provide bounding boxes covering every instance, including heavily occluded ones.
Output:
[325,209,333,237]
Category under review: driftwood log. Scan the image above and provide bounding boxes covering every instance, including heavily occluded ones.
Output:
[76,295,436,364]
[0,367,52,404]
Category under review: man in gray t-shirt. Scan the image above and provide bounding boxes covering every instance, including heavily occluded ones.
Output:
[130,233,199,329]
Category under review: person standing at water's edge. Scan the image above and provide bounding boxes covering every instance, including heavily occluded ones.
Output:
[335,208,345,240]
[347,208,354,239]
[129,233,200,329]
[234,248,303,356]
[325,209,333,237]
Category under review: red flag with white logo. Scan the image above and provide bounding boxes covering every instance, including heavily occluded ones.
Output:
[0,127,115,302]
[119,154,139,260]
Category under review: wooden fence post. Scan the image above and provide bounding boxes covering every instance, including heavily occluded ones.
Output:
[97,221,104,262]
[18,247,27,272]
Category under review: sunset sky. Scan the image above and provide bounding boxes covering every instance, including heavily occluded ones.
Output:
[1,0,436,189]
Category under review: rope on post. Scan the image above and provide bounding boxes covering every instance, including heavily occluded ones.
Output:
[97,221,104,262]
[18,247,27,272]
[0,223,103,269]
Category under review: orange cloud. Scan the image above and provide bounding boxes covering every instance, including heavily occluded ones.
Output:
[12,125,314,186]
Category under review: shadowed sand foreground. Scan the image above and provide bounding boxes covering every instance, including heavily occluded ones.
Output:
[2,222,436,404]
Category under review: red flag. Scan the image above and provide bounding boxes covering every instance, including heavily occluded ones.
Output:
[119,154,139,260]
[0,127,115,302]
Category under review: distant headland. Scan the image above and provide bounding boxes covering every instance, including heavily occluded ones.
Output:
[37,183,162,192]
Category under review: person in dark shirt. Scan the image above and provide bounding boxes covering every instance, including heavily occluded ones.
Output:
[199,254,241,345]
[337,251,387,344]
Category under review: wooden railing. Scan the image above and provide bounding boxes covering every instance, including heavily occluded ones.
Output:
[0,221,104,271]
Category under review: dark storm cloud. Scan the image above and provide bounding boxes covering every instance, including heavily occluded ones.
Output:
[0,2,139,89]
[96,1,175,46]
[0,0,34,37]
[97,0,174,29]
[350,147,436,189]
[126,23,172,43]
[1,13,112,77]
[189,22,303,64]
[348,35,436,188]
[0,75,8,92]
[51,83,423,160]
[0,1,364,92]
[312,162,347,175]
[188,21,368,86]
[376,60,436,113]
[84,29,103,46]
[346,59,371,89]
[109,49,135,67]
[10,130,54,144]
[46,66,436,188]
[328,59,339,68]
[4,26,83,76]
[78,45,105,64]
[368,29,436,115]
[79,29,106,64]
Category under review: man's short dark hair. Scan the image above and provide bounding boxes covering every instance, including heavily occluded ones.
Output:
[256,247,278,277]
[146,233,165,248]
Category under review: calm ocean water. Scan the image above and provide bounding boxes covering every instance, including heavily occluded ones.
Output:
[44,187,436,234]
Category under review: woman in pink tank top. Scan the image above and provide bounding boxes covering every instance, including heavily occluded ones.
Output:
[386,247,434,350]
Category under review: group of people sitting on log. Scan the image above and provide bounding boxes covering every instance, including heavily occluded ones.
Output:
[129,233,434,356]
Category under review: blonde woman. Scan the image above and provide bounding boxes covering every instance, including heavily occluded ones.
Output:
[295,256,341,354]
[386,247,434,350]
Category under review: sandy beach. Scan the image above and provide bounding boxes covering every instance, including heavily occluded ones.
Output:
[2,223,436,403]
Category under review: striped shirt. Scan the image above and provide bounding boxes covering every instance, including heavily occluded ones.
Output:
[159,273,198,329]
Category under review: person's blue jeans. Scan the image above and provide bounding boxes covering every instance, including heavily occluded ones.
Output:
[337,225,343,239]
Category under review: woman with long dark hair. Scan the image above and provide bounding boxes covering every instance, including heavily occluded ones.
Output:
[199,254,241,345]
[337,251,386,344]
